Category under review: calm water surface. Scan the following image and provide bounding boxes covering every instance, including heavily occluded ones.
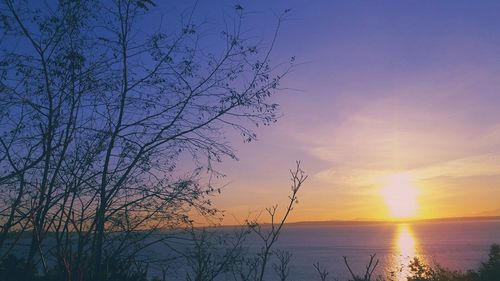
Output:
[267,219,500,280]
[8,219,499,280]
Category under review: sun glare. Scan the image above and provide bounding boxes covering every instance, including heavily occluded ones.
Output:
[381,173,419,219]
[393,224,420,281]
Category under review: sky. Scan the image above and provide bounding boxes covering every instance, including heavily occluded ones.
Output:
[163,1,500,224]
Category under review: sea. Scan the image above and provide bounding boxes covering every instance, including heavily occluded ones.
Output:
[5,218,500,280]
[253,218,500,281]
[149,218,500,281]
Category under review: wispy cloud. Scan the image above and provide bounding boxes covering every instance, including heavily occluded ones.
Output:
[292,69,500,193]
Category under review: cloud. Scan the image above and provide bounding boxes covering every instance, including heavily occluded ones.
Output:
[412,153,500,181]
[291,71,500,191]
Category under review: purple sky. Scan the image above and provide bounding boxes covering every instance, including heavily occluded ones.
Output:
[160,1,500,223]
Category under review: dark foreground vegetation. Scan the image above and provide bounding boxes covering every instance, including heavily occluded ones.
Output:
[0,0,300,280]
[404,244,500,281]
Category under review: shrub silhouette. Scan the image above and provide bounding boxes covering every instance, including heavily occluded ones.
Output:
[475,243,500,281]
[405,243,500,281]
[406,257,472,281]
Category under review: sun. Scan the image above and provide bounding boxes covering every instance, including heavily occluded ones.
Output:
[380,173,419,219]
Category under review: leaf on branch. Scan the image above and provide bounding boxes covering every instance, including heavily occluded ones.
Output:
[136,0,156,11]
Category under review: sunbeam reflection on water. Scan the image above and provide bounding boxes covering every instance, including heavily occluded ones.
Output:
[390,224,422,281]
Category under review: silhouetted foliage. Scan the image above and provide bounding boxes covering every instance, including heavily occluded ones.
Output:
[405,243,500,281]
[476,244,500,281]
[0,0,294,280]
[406,257,470,281]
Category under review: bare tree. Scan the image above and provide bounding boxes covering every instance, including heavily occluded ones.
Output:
[170,162,307,281]
[343,254,379,281]
[0,0,294,280]
[313,262,330,281]
[272,250,292,281]
[235,161,307,281]
[179,224,249,281]
[0,1,98,265]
